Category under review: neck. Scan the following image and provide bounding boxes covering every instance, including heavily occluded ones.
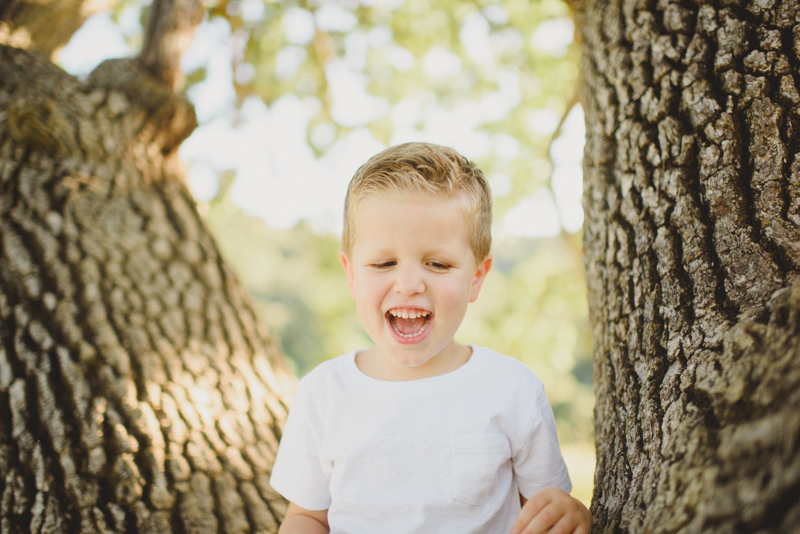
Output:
[356,342,472,381]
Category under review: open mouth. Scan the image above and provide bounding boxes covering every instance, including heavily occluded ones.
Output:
[387,308,431,338]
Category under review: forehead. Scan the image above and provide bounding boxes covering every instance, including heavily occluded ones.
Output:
[354,189,468,223]
[352,191,471,246]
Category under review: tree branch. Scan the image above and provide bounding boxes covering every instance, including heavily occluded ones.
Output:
[138,0,204,90]
[0,0,112,56]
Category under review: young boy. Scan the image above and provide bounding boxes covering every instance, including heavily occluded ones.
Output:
[270,142,592,534]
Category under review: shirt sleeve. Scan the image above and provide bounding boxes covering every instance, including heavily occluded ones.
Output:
[269,378,332,511]
[512,379,572,498]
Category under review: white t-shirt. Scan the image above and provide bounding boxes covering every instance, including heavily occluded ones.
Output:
[270,345,571,534]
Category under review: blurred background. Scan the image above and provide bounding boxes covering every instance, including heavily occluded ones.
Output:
[55,0,595,505]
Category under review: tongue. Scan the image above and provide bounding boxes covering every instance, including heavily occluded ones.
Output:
[393,316,426,335]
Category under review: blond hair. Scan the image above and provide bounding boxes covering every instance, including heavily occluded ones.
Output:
[342,142,492,262]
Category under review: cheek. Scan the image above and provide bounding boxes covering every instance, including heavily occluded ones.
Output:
[438,278,473,307]
[353,276,387,305]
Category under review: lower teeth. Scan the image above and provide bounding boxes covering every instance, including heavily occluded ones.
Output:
[392,317,430,337]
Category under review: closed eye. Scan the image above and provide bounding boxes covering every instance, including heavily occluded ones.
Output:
[427,261,451,270]
[371,261,396,269]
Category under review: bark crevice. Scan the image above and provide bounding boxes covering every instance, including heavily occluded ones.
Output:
[583,1,800,532]
[1,41,293,533]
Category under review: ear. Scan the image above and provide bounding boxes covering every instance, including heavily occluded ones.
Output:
[340,249,356,298]
[469,253,492,303]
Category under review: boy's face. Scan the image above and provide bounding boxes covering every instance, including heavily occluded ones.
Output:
[340,191,492,380]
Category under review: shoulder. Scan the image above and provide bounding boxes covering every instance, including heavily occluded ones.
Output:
[299,352,348,380]
[468,346,552,413]
[293,352,356,402]
[470,345,544,390]
[463,347,556,450]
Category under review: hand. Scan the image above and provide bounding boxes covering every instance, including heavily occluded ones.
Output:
[278,503,329,534]
[510,487,592,534]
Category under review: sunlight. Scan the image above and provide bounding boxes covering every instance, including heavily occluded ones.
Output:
[56,11,132,76]
[52,0,594,509]
[56,4,586,240]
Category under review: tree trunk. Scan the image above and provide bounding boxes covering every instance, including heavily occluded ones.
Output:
[580,0,800,532]
[0,43,294,533]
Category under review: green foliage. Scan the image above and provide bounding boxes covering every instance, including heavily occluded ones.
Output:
[186,0,592,501]
[202,183,594,502]
[203,177,370,377]
[192,0,581,212]
[103,0,581,218]
[70,0,591,503]
[203,180,592,444]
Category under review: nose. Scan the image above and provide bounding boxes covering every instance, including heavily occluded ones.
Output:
[393,264,425,295]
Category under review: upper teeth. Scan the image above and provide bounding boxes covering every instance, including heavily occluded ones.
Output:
[390,309,430,319]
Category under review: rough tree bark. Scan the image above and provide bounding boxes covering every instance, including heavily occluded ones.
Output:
[580,0,800,532]
[0,1,295,532]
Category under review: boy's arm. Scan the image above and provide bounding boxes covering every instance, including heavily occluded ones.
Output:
[511,487,591,534]
[278,503,330,534]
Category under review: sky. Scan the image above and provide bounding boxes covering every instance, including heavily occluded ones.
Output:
[56,7,586,239]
